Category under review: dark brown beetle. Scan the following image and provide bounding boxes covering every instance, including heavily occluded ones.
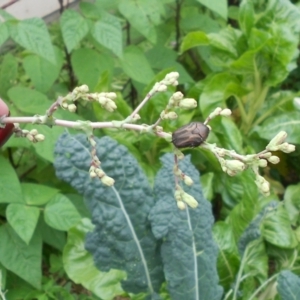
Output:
[172,122,210,148]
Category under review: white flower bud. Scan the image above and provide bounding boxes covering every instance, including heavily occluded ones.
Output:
[174,190,182,202]
[260,152,272,159]
[266,131,287,150]
[165,72,179,81]
[164,112,178,120]
[279,143,296,153]
[214,107,223,115]
[35,134,45,142]
[78,85,89,93]
[226,169,237,176]
[220,108,232,116]
[90,171,97,178]
[184,175,193,186]
[157,84,167,92]
[268,156,280,164]
[171,80,179,86]
[68,104,77,113]
[132,114,141,121]
[95,168,105,178]
[30,129,38,136]
[258,159,268,168]
[261,181,270,193]
[107,92,117,100]
[105,101,117,112]
[182,193,198,208]
[179,98,197,109]
[61,102,69,109]
[172,92,183,101]
[225,160,245,172]
[177,201,186,210]
[26,134,34,142]
[101,175,115,186]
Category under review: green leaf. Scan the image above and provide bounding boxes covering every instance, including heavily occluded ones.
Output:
[0,53,18,99]
[6,203,40,244]
[0,22,8,47]
[39,217,66,251]
[180,31,209,53]
[199,73,244,117]
[60,9,89,53]
[277,270,300,300]
[120,45,155,84]
[238,0,255,37]
[44,194,81,231]
[149,154,223,300]
[22,183,59,206]
[257,111,300,144]
[262,204,298,249]
[196,0,227,20]
[213,222,239,289]
[200,172,214,201]
[63,218,125,299]
[118,0,164,43]
[0,224,42,289]
[8,87,51,114]
[54,133,164,296]
[23,47,64,93]
[91,12,123,58]
[9,18,56,64]
[0,156,23,204]
[284,183,300,226]
[71,48,114,91]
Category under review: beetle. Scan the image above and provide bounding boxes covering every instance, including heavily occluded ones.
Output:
[172,122,209,148]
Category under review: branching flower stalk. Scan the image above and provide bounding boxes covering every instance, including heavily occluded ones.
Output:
[0,72,296,210]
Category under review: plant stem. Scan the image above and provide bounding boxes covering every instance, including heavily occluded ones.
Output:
[248,273,278,300]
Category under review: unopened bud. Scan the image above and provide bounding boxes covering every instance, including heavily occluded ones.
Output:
[220,108,232,116]
[105,101,117,112]
[260,152,272,159]
[78,85,89,93]
[90,171,97,178]
[101,175,115,186]
[107,92,117,100]
[174,190,182,202]
[258,159,268,168]
[225,160,245,172]
[164,111,178,120]
[68,104,77,112]
[165,72,179,81]
[182,193,198,208]
[266,131,287,150]
[184,175,193,186]
[279,143,296,153]
[35,134,45,142]
[61,102,69,109]
[26,134,34,142]
[268,156,280,164]
[132,114,141,121]
[95,168,105,178]
[177,201,186,210]
[172,91,183,101]
[157,84,167,92]
[261,181,270,193]
[179,98,197,109]
[30,129,38,136]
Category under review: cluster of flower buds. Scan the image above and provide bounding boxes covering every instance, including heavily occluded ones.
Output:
[14,124,45,143]
[150,72,180,94]
[266,131,295,153]
[173,165,194,186]
[61,85,118,113]
[220,158,246,176]
[89,166,115,186]
[174,185,198,210]
[254,174,270,196]
[207,107,232,123]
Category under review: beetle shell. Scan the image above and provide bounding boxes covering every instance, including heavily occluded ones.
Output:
[172,122,209,148]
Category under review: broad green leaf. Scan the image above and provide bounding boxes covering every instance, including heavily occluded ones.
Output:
[39,217,66,251]
[200,172,214,201]
[79,2,102,19]
[0,156,23,204]
[0,22,8,48]
[63,218,125,299]
[8,87,51,114]
[22,183,59,206]
[0,262,6,289]
[120,45,155,84]
[262,204,298,249]
[277,270,300,300]
[91,12,123,58]
[238,0,255,37]
[6,203,40,244]
[9,18,56,64]
[199,73,244,117]
[146,45,178,69]
[60,9,89,53]
[284,183,300,226]
[71,48,114,91]
[213,222,239,289]
[257,111,300,144]
[180,31,209,53]
[196,0,227,20]
[23,47,64,93]
[0,53,18,99]
[149,154,223,300]
[44,194,81,231]
[118,0,164,43]
[65,194,91,218]
[54,133,164,296]
[0,224,42,289]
